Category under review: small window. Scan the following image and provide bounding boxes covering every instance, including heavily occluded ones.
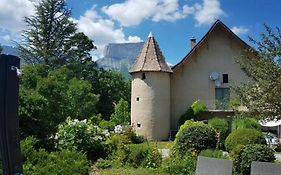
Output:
[137,123,141,128]
[136,97,140,101]
[223,74,228,83]
[141,73,146,80]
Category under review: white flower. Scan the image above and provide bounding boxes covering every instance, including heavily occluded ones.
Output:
[114,125,123,134]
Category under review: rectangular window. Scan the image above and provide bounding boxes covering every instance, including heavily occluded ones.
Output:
[141,73,146,80]
[223,74,229,83]
[215,88,230,109]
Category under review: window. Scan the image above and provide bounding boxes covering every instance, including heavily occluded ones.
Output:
[215,88,230,109]
[223,74,229,83]
[141,73,146,80]
[137,123,141,128]
[136,97,140,101]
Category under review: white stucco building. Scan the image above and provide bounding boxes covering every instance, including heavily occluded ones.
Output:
[130,20,251,140]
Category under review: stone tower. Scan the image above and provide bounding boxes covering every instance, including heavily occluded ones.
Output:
[129,33,173,140]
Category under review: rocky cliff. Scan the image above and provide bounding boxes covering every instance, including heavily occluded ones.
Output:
[96,42,144,78]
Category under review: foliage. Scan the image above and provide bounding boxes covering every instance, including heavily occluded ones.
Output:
[175,124,216,154]
[162,152,196,175]
[231,115,261,131]
[55,117,109,160]
[19,0,95,66]
[110,98,130,125]
[106,126,144,154]
[95,158,112,169]
[0,44,2,53]
[177,119,205,136]
[178,101,206,127]
[20,137,89,175]
[225,129,266,152]
[230,144,275,175]
[235,25,281,120]
[199,149,229,159]
[208,117,229,138]
[88,69,131,120]
[94,167,168,175]
[208,117,229,149]
[112,144,162,169]
[19,64,99,149]
[99,120,116,131]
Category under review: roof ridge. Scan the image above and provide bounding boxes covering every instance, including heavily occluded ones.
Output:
[140,37,151,71]
[129,33,172,74]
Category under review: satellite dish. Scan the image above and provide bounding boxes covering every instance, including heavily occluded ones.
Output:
[210,72,219,81]
[215,79,221,87]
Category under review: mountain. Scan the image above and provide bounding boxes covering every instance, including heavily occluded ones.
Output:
[1,45,27,66]
[1,45,19,57]
[96,42,144,78]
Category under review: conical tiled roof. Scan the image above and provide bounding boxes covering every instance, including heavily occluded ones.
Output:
[129,33,173,74]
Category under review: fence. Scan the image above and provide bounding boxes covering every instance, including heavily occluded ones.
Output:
[0,54,23,175]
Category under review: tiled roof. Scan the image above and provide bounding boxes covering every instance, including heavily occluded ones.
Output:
[129,33,172,74]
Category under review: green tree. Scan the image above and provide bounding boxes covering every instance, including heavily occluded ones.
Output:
[19,64,99,148]
[235,25,281,120]
[0,44,3,53]
[83,68,131,120]
[110,98,130,125]
[19,0,95,66]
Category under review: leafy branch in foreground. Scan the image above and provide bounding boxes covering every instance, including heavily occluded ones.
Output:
[235,24,281,120]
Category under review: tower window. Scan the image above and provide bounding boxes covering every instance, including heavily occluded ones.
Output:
[141,73,146,80]
[223,74,229,83]
[136,97,140,101]
[137,123,141,128]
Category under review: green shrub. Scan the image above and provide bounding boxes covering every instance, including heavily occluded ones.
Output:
[225,128,266,152]
[106,126,144,154]
[162,152,196,175]
[177,119,205,137]
[199,149,229,159]
[178,101,206,127]
[208,117,229,138]
[23,149,89,175]
[99,120,115,131]
[232,117,261,131]
[229,144,245,175]
[55,117,109,160]
[112,144,162,169]
[208,117,229,149]
[21,136,38,161]
[230,144,275,175]
[175,125,216,154]
[21,137,89,175]
[95,158,112,169]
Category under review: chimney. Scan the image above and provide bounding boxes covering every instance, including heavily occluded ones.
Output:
[190,36,196,49]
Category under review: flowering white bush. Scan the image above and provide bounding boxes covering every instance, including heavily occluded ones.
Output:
[55,117,110,160]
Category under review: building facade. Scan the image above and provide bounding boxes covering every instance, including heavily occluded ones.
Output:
[130,20,251,140]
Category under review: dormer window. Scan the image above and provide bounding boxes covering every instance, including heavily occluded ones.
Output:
[141,73,146,80]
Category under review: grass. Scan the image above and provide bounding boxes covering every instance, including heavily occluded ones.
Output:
[92,167,168,175]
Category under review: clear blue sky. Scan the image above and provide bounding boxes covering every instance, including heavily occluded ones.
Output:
[0,0,280,65]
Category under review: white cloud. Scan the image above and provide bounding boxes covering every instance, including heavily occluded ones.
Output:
[77,6,143,59]
[194,0,224,25]
[102,0,194,27]
[0,0,36,33]
[231,26,249,35]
